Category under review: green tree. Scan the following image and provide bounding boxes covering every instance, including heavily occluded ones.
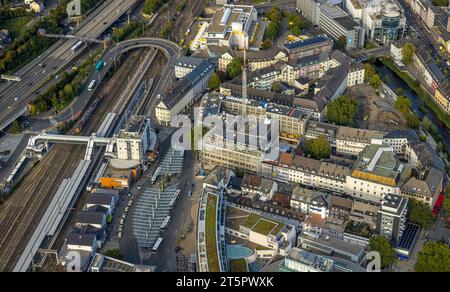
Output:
[337,36,347,51]
[208,73,221,90]
[364,63,376,82]
[402,43,416,65]
[271,82,282,93]
[304,135,331,160]
[265,21,280,40]
[408,199,434,228]
[421,116,432,131]
[9,120,21,134]
[444,186,450,213]
[414,241,450,272]
[226,58,243,79]
[369,74,382,89]
[431,0,449,7]
[286,12,308,36]
[395,87,407,96]
[326,95,358,126]
[103,248,124,260]
[368,236,397,269]
[405,112,420,129]
[394,96,412,114]
[261,39,272,50]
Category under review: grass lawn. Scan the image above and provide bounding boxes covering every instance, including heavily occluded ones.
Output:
[205,194,220,272]
[0,16,33,39]
[229,259,248,272]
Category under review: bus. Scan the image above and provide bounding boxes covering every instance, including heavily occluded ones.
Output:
[88,80,97,91]
[152,237,164,252]
[95,60,104,71]
[169,190,181,210]
[160,216,171,231]
[71,41,83,53]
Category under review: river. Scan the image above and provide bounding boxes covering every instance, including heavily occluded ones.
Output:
[375,61,450,149]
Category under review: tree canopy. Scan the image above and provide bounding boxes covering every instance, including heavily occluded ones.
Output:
[286,12,308,36]
[432,0,449,7]
[326,95,358,126]
[444,186,450,213]
[271,82,282,93]
[369,74,382,89]
[364,63,376,82]
[408,199,435,228]
[226,58,243,79]
[414,241,450,272]
[264,6,282,40]
[402,43,416,65]
[368,236,397,269]
[208,73,221,90]
[337,36,347,51]
[304,135,331,160]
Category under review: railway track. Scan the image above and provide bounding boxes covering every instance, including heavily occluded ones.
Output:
[0,0,204,272]
[43,51,166,272]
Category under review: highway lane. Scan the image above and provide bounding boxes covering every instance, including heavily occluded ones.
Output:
[0,0,139,131]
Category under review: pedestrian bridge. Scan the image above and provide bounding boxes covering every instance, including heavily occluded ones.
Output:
[27,133,116,161]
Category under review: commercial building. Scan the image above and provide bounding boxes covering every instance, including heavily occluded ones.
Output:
[282,35,334,61]
[401,167,444,208]
[298,232,365,263]
[290,186,331,219]
[335,126,387,156]
[218,85,315,136]
[434,83,450,114]
[241,174,278,201]
[155,60,214,125]
[288,156,350,194]
[314,64,350,106]
[405,141,446,172]
[329,195,353,221]
[205,4,257,48]
[201,116,279,173]
[225,206,296,257]
[348,144,411,203]
[377,194,408,244]
[319,4,365,50]
[345,0,407,45]
[174,57,207,79]
[279,247,334,272]
[383,130,420,154]
[116,116,154,162]
[215,48,289,72]
[414,47,445,93]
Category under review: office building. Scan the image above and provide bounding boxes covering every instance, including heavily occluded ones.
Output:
[377,194,408,243]
[345,0,407,45]
[117,116,154,162]
[319,4,365,50]
[206,4,257,48]
[348,144,411,203]
[155,61,214,125]
[279,248,334,272]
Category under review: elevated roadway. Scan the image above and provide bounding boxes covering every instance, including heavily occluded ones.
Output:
[0,0,139,132]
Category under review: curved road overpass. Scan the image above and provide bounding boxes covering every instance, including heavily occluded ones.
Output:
[3,38,181,129]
